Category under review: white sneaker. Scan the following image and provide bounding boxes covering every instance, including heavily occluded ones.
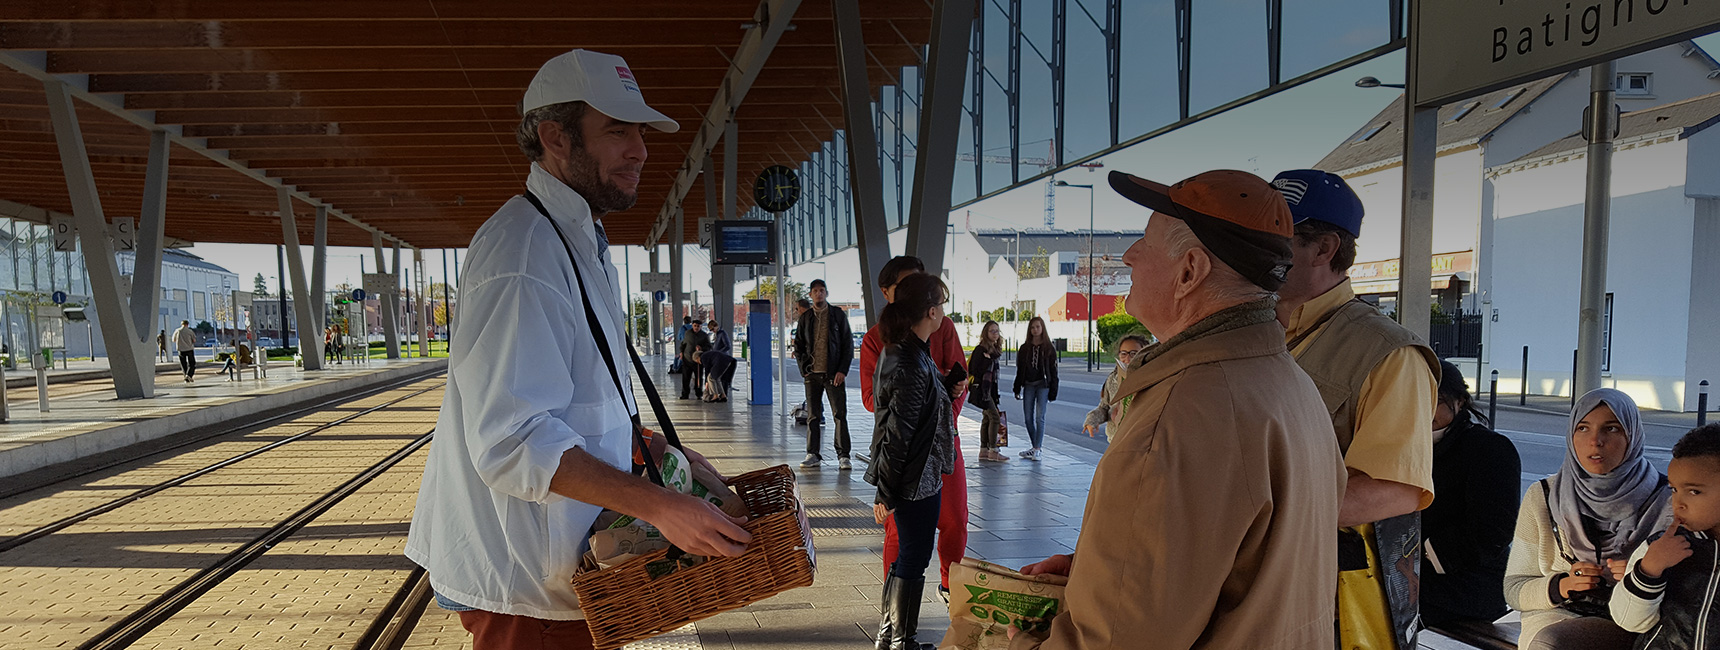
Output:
[838,456,852,470]
[1025,448,1043,461]
[1018,448,1034,459]
[799,454,822,467]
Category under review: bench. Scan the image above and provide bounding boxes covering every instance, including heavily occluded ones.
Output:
[1426,620,1519,650]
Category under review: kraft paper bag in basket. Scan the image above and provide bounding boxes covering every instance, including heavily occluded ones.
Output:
[939,558,1067,650]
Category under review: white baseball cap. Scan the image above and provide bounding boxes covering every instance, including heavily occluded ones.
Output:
[522,49,679,133]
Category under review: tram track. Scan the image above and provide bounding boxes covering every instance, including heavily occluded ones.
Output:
[0,367,447,503]
[72,430,434,650]
[0,379,445,553]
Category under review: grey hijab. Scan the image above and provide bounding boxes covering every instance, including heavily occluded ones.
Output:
[1546,388,1672,561]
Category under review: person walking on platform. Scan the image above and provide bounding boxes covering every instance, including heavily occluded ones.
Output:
[670,315,692,373]
[1081,333,1149,441]
[172,320,197,382]
[1270,169,1439,650]
[1013,169,1344,650]
[324,326,338,363]
[678,320,709,400]
[969,321,1008,462]
[861,256,970,601]
[1012,317,1058,460]
[793,279,854,468]
[865,273,961,650]
[405,49,749,650]
[705,319,736,398]
[158,330,167,361]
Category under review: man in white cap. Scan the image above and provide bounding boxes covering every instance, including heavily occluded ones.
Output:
[405,50,750,649]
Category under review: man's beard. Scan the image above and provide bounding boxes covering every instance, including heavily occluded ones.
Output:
[567,146,637,214]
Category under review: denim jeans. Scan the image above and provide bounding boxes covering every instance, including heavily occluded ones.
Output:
[889,492,943,580]
[1021,384,1049,448]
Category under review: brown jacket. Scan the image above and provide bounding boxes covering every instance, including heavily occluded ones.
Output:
[1014,314,1344,650]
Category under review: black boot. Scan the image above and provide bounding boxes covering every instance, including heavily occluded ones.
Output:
[881,574,935,650]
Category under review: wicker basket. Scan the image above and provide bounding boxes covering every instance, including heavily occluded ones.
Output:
[572,464,817,649]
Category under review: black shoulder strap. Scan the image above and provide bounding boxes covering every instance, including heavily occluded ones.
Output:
[522,191,682,487]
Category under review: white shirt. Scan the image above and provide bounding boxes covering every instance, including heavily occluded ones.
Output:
[172,326,197,352]
[404,163,638,620]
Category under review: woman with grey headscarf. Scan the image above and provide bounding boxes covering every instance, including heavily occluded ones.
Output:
[1505,388,1674,650]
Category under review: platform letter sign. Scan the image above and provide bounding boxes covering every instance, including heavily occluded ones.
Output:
[109,217,136,251]
[698,217,715,248]
[362,273,395,297]
[50,216,75,252]
[640,272,672,293]
[1415,0,1720,107]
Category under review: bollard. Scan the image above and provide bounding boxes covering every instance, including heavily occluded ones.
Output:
[1700,380,1710,428]
[35,367,48,413]
[1521,345,1530,406]
[1490,370,1499,426]
[1476,343,1485,398]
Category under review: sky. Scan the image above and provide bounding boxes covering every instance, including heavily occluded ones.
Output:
[186,32,1720,307]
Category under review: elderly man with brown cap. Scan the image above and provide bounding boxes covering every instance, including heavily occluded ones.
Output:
[405,50,749,649]
[1010,170,1345,650]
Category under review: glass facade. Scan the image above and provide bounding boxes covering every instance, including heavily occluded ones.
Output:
[768,0,1402,265]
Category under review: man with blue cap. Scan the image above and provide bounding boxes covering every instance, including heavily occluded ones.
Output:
[1271,170,1440,650]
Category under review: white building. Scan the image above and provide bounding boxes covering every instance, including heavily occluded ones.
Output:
[1487,92,1720,411]
[1315,42,1720,316]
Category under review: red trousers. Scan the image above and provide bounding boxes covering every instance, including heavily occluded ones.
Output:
[457,609,595,650]
[883,438,969,589]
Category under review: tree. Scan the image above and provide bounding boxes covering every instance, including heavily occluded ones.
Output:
[195,320,215,336]
[744,278,808,304]
[1097,311,1151,351]
[629,297,650,339]
[253,273,271,298]
[1018,246,1052,279]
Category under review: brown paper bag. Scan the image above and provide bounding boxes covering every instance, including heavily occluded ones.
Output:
[939,558,1067,650]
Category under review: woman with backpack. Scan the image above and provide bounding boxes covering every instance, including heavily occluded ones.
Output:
[1012,317,1058,461]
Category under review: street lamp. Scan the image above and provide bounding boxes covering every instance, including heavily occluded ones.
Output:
[1054,180,1097,372]
[1355,76,1406,89]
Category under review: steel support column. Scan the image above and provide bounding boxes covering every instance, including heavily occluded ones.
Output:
[905,0,978,274]
[834,0,897,324]
[43,80,153,399]
[1106,0,1121,146]
[311,205,328,330]
[1398,8,1436,341]
[671,205,685,329]
[392,242,404,357]
[373,232,401,359]
[1575,61,1618,396]
[715,125,737,331]
[650,246,662,356]
[129,130,169,346]
[277,188,324,369]
[415,249,430,357]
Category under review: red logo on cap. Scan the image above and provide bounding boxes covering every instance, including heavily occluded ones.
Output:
[616,67,635,82]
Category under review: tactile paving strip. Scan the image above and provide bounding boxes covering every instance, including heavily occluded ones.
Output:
[801,496,882,537]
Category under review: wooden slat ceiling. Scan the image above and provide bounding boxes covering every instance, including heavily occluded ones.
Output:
[0,0,935,248]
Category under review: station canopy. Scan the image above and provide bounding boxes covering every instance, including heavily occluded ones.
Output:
[0,1,933,248]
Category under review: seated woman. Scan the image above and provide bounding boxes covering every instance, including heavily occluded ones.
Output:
[1420,360,1520,627]
[1506,388,1673,650]
[219,340,253,376]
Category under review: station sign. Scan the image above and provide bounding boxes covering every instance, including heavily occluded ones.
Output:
[653,290,668,302]
[50,216,75,252]
[362,273,394,296]
[639,272,672,293]
[51,290,67,304]
[698,217,715,248]
[109,217,135,251]
[1415,0,1720,107]
[352,288,367,302]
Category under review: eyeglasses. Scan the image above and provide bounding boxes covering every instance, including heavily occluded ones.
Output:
[1117,349,1140,359]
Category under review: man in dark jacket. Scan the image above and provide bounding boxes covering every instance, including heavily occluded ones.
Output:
[679,320,710,400]
[793,279,855,468]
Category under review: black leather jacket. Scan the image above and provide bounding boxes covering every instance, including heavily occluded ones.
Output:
[793,304,854,377]
[863,338,949,509]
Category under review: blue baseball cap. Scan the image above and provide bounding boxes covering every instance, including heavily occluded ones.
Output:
[1270,170,1363,238]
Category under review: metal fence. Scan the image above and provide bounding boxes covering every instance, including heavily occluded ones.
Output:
[1428,311,1483,359]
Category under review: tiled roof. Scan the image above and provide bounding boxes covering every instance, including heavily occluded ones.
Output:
[1508,90,1720,164]
[1313,77,1565,175]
